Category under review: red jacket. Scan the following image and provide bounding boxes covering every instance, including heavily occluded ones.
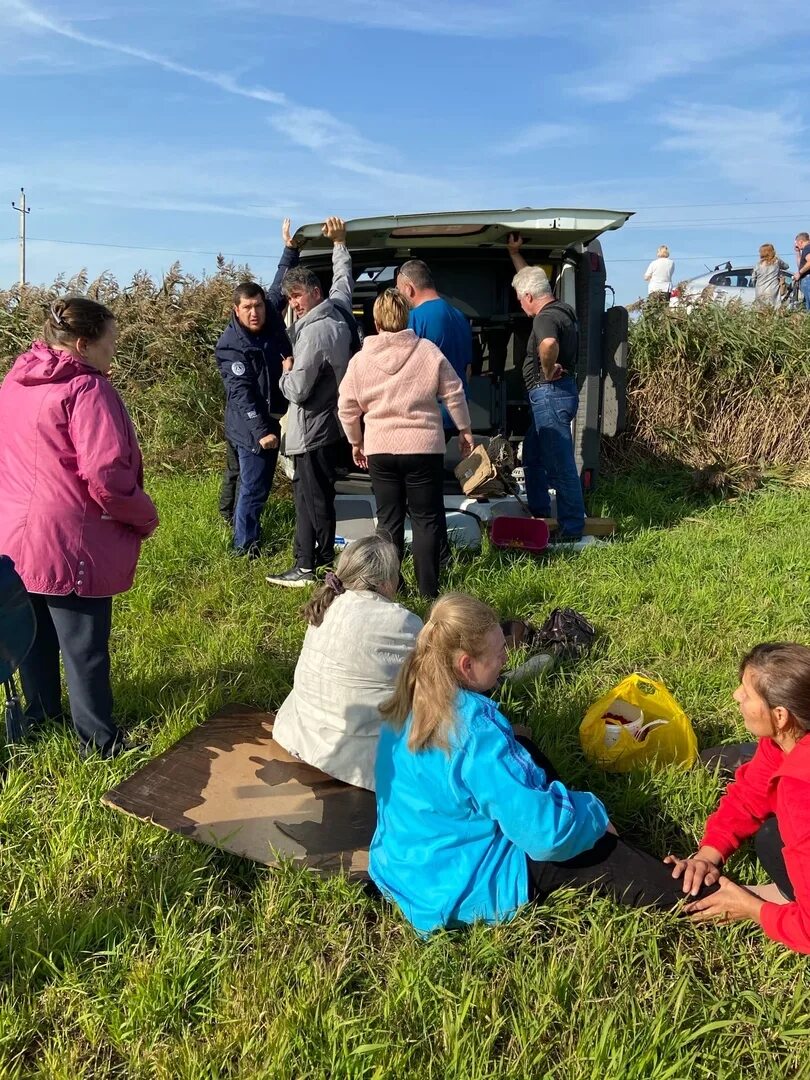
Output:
[702,735,810,953]
[0,342,158,598]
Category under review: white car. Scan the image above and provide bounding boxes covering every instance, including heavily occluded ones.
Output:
[670,262,794,308]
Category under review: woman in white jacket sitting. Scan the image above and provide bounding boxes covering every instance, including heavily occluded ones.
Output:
[272,534,422,790]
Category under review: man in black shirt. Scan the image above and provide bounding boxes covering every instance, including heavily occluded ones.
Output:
[508,233,586,538]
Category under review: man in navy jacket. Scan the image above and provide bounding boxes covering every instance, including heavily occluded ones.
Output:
[215,282,291,556]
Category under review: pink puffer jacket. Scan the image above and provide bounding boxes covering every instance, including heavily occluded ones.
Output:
[0,341,158,597]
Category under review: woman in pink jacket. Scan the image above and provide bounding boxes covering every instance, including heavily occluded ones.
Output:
[338,288,472,597]
[0,296,158,758]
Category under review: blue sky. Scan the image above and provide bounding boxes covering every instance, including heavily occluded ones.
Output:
[2,0,809,304]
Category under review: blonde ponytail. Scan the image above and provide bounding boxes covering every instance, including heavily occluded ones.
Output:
[380,593,500,751]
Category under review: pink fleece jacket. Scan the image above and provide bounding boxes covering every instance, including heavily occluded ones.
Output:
[0,342,158,598]
[338,329,471,456]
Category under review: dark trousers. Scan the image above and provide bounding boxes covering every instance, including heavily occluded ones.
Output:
[234,432,279,553]
[218,439,241,522]
[368,453,445,598]
[519,738,716,910]
[292,443,338,570]
[19,592,122,756]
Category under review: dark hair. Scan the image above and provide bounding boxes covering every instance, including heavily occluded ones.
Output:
[740,643,810,734]
[233,281,265,305]
[43,296,115,349]
[398,259,435,290]
[282,266,322,296]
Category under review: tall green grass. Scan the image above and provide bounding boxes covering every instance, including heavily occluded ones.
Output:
[2,470,810,1078]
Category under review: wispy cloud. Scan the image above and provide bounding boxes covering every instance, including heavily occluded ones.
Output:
[659,102,810,195]
[236,0,556,38]
[496,123,583,156]
[572,1,804,102]
[2,0,447,193]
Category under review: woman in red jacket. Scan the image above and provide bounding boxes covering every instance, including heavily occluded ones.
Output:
[666,643,810,952]
[0,297,158,758]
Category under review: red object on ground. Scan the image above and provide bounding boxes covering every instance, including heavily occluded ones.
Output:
[490,516,550,553]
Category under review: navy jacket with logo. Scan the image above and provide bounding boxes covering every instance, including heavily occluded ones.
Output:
[215,295,291,452]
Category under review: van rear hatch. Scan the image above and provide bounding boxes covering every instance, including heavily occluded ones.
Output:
[293,207,633,257]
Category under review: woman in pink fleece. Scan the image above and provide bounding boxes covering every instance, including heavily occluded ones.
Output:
[0,296,158,758]
[338,288,472,597]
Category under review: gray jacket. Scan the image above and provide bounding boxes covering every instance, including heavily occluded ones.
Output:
[280,243,354,456]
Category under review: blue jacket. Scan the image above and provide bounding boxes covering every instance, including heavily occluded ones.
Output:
[369,689,609,935]
[214,294,291,452]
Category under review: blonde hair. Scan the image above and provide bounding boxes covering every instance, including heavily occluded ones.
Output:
[380,593,500,751]
[373,288,411,332]
[657,245,670,258]
[759,243,777,264]
[300,534,400,627]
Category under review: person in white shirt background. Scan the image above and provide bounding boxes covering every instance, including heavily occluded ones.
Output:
[644,245,675,297]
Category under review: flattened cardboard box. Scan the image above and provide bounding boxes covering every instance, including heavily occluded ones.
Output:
[102,704,375,876]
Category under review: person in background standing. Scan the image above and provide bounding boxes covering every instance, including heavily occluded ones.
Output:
[215,283,291,555]
[0,297,158,758]
[751,244,790,308]
[643,245,675,298]
[794,233,810,311]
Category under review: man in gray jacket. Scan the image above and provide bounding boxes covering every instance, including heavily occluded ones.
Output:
[266,216,355,587]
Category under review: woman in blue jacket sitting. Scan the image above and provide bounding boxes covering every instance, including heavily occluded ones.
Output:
[370,593,697,934]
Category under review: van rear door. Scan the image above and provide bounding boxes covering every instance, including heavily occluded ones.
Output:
[293,207,633,255]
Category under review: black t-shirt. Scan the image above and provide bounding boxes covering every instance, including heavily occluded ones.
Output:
[523,301,578,390]
[799,243,810,277]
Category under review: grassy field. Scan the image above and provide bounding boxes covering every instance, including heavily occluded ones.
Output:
[2,464,810,1079]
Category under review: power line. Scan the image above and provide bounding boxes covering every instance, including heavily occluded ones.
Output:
[25,235,283,259]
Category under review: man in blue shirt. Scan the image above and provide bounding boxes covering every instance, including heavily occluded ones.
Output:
[396,259,472,434]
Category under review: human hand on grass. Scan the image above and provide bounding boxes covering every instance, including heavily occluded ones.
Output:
[683,875,764,924]
[664,845,724,895]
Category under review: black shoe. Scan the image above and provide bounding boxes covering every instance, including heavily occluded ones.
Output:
[265,566,316,588]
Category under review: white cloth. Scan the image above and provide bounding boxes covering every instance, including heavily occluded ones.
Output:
[273,590,422,790]
[644,258,674,294]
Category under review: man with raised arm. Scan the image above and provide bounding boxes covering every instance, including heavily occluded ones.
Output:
[266,216,356,587]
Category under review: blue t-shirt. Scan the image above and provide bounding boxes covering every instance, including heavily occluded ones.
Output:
[369,689,609,935]
[408,298,472,429]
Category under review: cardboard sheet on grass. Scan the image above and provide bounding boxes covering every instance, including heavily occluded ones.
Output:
[102,704,375,876]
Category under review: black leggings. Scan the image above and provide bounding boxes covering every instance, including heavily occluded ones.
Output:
[518,737,718,910]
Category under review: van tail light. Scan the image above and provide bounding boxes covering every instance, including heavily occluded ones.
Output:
[588,252,601,272]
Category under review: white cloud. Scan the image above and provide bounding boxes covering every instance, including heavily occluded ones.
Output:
[234,0,551,38]
[659,102,810,195]
[571,1,804,102]
[0,0,443,193]
[496,123,582,156]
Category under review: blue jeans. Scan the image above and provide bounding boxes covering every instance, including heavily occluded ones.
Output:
[234,437,279,552]
[800,275,810,311]
[523,376,585,536]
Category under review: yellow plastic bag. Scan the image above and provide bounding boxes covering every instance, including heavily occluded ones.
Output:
[579,673,697,773]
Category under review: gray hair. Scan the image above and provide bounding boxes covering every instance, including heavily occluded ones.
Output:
[397,259,434,290]
[300,534,401,626]
[512,265,551,299]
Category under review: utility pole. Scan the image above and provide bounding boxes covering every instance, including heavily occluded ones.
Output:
[11,188,30,289]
